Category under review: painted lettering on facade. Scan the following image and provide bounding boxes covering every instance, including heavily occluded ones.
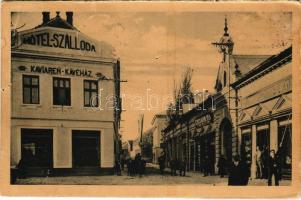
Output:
[22,32,96,52]
[28,65,93,77]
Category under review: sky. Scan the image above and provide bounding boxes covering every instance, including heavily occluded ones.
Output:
[12,12,292,141]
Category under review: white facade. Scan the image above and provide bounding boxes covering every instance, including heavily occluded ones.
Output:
[11,13,120,174]
[151,114,167,163]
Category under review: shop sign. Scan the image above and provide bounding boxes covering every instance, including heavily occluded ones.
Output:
[19,65,96,78]
[22,32,96,52]
[194,113,213,128]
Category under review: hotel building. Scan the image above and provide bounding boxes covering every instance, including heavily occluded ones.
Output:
[11,12,121,176]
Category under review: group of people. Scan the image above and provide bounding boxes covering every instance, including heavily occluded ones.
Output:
[118,148,284,186]
[125,153,146,177]
[256,146,283,186]
[158,153,187,176]
[218,148,282,186]
[115,153,147,177]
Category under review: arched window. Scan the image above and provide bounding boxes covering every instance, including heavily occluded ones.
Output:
[223,71,227,87]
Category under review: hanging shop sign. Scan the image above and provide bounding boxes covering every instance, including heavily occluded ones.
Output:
[22,32,96,52]
[194,113,213,128]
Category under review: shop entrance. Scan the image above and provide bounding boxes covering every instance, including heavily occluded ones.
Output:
[256,127,269,152]
[21,129,53,168]
[220,119,233,165]
[199,133,215,174]
[72,130,100,167]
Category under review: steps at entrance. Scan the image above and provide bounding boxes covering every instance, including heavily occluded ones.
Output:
[72,167,102,176]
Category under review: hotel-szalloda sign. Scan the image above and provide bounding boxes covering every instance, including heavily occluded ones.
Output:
[22,31,96,52]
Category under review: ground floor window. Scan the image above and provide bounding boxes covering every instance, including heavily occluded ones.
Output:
[241,131,252,165]
[72,130,100,167]
[256,124,270,152]
[21,129,53,168]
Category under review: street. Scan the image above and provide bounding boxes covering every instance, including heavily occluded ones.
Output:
[15,163,291,186]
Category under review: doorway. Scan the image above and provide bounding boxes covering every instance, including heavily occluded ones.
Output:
[21,129,53,168]
[72,130,100,167]
[256,128,269,152]
[220,119,233,165]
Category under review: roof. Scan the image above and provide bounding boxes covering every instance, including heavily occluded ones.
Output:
[231,46,292,88]
[35,13,77,30]
[214,54,271,91]
[231,55,271,77]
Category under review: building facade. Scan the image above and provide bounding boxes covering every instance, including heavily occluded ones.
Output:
[162,19,292,179]
[151,113,167,164]
[11,12,121,176]
[233,47,292,179]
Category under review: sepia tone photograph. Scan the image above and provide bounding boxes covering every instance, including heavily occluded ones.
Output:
[9,10,294,186]
[1,2,300,197]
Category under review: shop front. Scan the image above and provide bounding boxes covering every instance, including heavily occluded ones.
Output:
[72,130,101,168]
[233,46,292,179]
[21,129,53,175]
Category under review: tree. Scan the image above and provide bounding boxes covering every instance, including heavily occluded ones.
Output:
[166,67,194,122]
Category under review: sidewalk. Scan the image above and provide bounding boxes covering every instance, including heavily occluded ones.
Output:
[148,163,291,186]
[14,163,291,185]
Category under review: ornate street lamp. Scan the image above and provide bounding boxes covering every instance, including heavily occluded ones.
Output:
[212,18,234,57]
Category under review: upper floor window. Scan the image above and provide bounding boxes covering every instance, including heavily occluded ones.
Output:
[23,75,39,104]
[84,80,98,107]
[53,77,71,106]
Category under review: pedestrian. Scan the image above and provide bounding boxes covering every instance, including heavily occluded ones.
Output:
[126,158,132,176]
[179,159,186,176]
[267,150,280,186]
[217,155,226,178]
[203,155,210,177]
[115,159,121,176]
[255,146,263,179]
[262,145,269,179]
[170,159,177,176]
[228,155,249,186]
[158,153,166,175]
[135,153,143,177]
[120,153,125,171]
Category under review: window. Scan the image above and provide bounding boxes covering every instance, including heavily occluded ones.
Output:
[53,77,71,106]
[84,80,98,107]
[23,75,39,104]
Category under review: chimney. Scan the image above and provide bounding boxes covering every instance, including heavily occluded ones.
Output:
[66,12,73,26]
[42,12,50,24]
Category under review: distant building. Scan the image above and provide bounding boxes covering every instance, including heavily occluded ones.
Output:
[125,129,153,161]
[11,12,122,176]
[151,113,167,163]
[141,128,153,162]
[127,139,141,159]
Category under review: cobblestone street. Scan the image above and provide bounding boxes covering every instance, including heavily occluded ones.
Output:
[15,164,291,186]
